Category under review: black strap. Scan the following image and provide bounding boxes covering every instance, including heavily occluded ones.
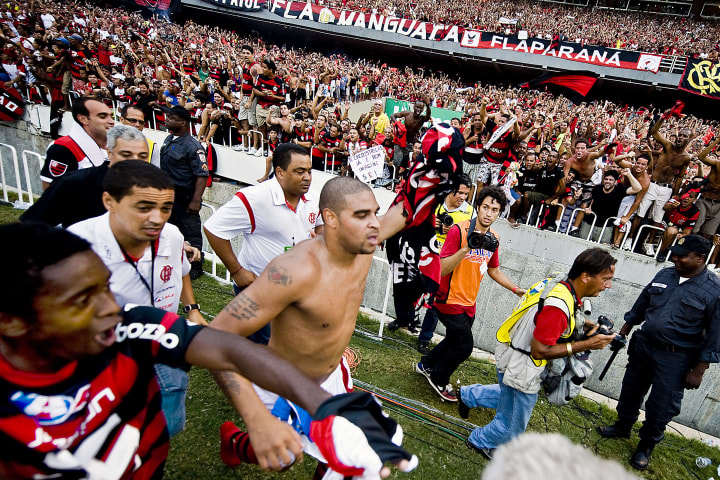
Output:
[118,240,157,307]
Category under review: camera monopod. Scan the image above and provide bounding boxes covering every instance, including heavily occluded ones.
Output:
[596,316,628,381]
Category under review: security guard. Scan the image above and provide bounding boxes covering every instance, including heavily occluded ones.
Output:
[598,234,720,470]
[159,105,209,279]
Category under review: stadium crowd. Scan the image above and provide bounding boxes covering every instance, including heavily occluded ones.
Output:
[317,0,720,57]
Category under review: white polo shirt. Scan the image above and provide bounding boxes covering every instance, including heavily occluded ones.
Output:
[203,177,320,276]
[68,213,190,313]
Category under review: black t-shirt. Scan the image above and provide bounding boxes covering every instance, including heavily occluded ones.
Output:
[586,184,626,225]
[534,166,563,196]
[518,166,540,193]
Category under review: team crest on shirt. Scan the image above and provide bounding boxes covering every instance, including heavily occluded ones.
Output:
[49,160,68,177]
[308,212,316,224]
[10,386,91,425]
[160,265,173,283]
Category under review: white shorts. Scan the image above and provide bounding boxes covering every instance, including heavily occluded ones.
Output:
[253,357,353,461]
[636,182,673,223]
[236,96,253,122]
[477,159,503,185]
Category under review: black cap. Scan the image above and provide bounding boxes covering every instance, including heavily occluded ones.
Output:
[294,112,304,120]
[668,234,711,257]
[158,105,192,122]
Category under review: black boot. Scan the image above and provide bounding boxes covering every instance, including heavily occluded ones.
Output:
[596,421,632,439]
[629,440,655,470]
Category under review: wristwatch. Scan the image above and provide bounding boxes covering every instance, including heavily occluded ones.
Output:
[183,303,200,313]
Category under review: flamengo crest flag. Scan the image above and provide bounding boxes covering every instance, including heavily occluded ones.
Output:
[678,58,720,100]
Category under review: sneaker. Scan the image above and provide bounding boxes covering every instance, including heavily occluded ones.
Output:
[407,322,420,336]
[643,243,655,256]
[431,383,458,402]
[569,227,581,238]
[248,147,257,156]
[232,144,246,151]
[255,148,264,157]
[413,361,432,381]
[465,438,494,460]
[220,421,243,468]
[417,340,431,355]
[622,239,633,251]
[387,321,403,332]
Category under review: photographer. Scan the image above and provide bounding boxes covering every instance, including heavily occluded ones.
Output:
[598,235,720,470]
[415,186,526,401]
[462,249,617,459]
[415,174,473,353]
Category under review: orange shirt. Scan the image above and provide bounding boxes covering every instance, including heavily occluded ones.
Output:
[435,221,499,317]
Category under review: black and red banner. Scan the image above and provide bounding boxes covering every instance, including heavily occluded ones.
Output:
[264,0,664,73]
[679,58,720,100]
[0,85,25,121]
[520,71,598,101]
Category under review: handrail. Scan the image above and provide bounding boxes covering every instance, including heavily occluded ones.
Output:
[21,150,44,206]
[631,224,666,253]
[0,143,24,205]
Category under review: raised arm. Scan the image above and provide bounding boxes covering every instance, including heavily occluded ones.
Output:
[696,136,720,167]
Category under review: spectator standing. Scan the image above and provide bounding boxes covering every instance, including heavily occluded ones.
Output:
[158,105,209,279]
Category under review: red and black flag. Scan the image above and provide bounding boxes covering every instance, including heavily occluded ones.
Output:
[520,71,598,102]
[0,84,25,121]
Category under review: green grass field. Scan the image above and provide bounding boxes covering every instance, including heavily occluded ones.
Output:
[0,199,717,479]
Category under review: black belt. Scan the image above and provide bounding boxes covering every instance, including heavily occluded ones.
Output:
[648,337,694,353]
[703,197,720,204]
[651,181,673,189]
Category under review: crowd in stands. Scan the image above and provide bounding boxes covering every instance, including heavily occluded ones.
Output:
[317,0,720,57]
[2,0,720,263]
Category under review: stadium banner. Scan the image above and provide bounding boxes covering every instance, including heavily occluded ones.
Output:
[268,0,662,72]
[0,84,25,121]
[384,98,459,124]
[678,58,720,100]
[202,0,266,10]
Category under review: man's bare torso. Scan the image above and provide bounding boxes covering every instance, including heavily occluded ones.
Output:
[567,155,595,181]
[652,148,691,184]
[267,237,374,381]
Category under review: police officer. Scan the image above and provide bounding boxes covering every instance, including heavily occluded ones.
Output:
[159,105,209,279]
[598,234,720,470]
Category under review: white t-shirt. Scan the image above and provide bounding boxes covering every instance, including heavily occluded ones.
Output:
[69,213,190,313]
[203,177,320,276]
[40,13,56,29]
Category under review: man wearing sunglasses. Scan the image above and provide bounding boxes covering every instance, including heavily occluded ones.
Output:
[119,104,160,167]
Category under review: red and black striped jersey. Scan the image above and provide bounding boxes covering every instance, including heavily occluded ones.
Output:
[293,126,312,144]
[0,306,203,479]
[241,61,256,96]
[254,75,285,109]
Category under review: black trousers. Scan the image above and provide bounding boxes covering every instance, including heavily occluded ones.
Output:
[169,186,203,250]
[422,311,475,386]
[615,331,695,444]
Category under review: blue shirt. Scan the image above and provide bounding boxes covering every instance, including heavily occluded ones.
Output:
[625,266,720,363]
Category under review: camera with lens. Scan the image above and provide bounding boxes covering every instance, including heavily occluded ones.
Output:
[467,231,499,252]
[437,212,454,233]
[591,315,627,352]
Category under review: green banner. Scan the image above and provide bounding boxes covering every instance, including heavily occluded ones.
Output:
[384,98,461,125]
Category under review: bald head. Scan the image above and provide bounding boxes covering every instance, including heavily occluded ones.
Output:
[319,177,373,218]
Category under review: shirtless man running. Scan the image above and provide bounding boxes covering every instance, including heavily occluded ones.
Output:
[211,177,412,475]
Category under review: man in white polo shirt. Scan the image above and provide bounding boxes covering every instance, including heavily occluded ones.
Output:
[68,160,205,437]
[204,143,320,345]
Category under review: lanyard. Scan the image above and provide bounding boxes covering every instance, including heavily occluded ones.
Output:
[118,240,157,307]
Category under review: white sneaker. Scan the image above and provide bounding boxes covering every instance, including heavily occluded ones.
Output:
[622,239,633,251]
[255,148,264,157]
[232,144,246,151]
[643,244,655,256]
[248,147,257,156]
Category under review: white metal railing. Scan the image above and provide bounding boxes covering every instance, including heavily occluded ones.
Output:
[21,150,44,205]
[0,143,24,204]
[199,202,231,283]
[631,224,666,253]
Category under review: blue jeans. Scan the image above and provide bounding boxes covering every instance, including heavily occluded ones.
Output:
[154,363,189,437]
[462,370,538,449]
[233,282,271,345]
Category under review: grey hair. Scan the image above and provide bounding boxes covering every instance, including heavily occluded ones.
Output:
[107,124,147,152]
[482,433,639,480]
